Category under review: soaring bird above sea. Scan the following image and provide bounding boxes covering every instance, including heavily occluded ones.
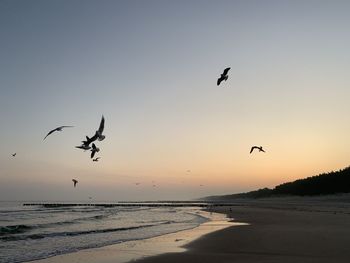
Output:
[217,67,230,86]
[72,179,78,188]
[250,146,265,154]
[44,126,74,140]
[92,157,100,162]
[11,153,16,157]
[90,143,100,159]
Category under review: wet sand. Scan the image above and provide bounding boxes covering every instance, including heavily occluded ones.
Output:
[135,197,350,263]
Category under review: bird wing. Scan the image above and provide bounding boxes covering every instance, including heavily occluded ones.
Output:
[87,133,98,144]
[223,67,231,75]
[43,129,56,140]
[217,77,223,86]
[98,116,105,133]
[59,126,74,129]
[91,150,96,159]
[250,147,255,154]
[92,143,96,150]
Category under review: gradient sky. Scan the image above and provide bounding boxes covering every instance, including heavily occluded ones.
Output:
[1,0,349,201]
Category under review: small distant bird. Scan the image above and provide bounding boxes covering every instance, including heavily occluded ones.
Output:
[92,157,100,162]
[200,184,204,187]
[250,146,265,154]
[135,183,140,185]
[44,126,74,140]
[217,67,230,86]
[187,170,191,173]
[11,153,16,157]
[72,179,78,187]
[90,143,100,159]
[152,184,157,187]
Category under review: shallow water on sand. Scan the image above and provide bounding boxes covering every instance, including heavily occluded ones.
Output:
[0,202,208,263]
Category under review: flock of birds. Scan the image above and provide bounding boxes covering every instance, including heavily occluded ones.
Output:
[10,68,266,189]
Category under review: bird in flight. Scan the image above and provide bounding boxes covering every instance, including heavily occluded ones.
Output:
[135,183,140,185]
[92,157,100,162]
[89,115,105,142]
[250,146,266,154]
[44,126,74,140]
[76,136,93,151]
[72,179,78,188]
[96,115,105,141]
[90,143,100,159]
[217,67,230,86]
[76,116,105,151]
[11,153,16,157]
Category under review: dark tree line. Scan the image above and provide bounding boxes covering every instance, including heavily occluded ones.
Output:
[273,166,350,196]
[206,166,350,200]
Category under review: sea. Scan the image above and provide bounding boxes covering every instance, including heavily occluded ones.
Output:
[0,201,209,263]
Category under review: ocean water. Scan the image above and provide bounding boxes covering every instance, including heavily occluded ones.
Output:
[0,202,208,263]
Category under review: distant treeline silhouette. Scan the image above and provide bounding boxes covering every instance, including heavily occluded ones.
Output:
[206,166,350,200]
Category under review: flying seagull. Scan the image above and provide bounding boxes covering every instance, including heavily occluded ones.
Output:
[44,126,74,140]
[76,136,93,151]
[11,153,16,157]
[78,116,105,148]
[72,179,78,188]
[92,157,100,162]
[90,143,100,159]
[217,67,230,86]
[90,115,105,142]
[250,146,265,154]
[96,115,105,141]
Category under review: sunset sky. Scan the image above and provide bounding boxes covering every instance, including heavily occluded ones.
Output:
[1,0,349,201]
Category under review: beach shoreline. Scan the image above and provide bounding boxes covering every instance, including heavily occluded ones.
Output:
[134,197,350,263]
[27,209,237,263]
[25,197,350,263]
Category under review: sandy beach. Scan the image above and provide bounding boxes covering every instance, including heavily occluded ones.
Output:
[27,196,350,263]
[134,197,350,263]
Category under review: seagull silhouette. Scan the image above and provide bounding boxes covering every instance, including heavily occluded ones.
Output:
[96,115,105,141]
[72,179,78,188]
[44,126,73,140]
[11,153,16,157]
[76,136,93,151]
[90,143,100,159]
[78,116,105,148]
[89,116,105,142]
[217,67,230,86]
[250,146,265,154]
[92,157,100,162]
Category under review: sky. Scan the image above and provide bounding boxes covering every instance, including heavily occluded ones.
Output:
[1,0,349,201]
